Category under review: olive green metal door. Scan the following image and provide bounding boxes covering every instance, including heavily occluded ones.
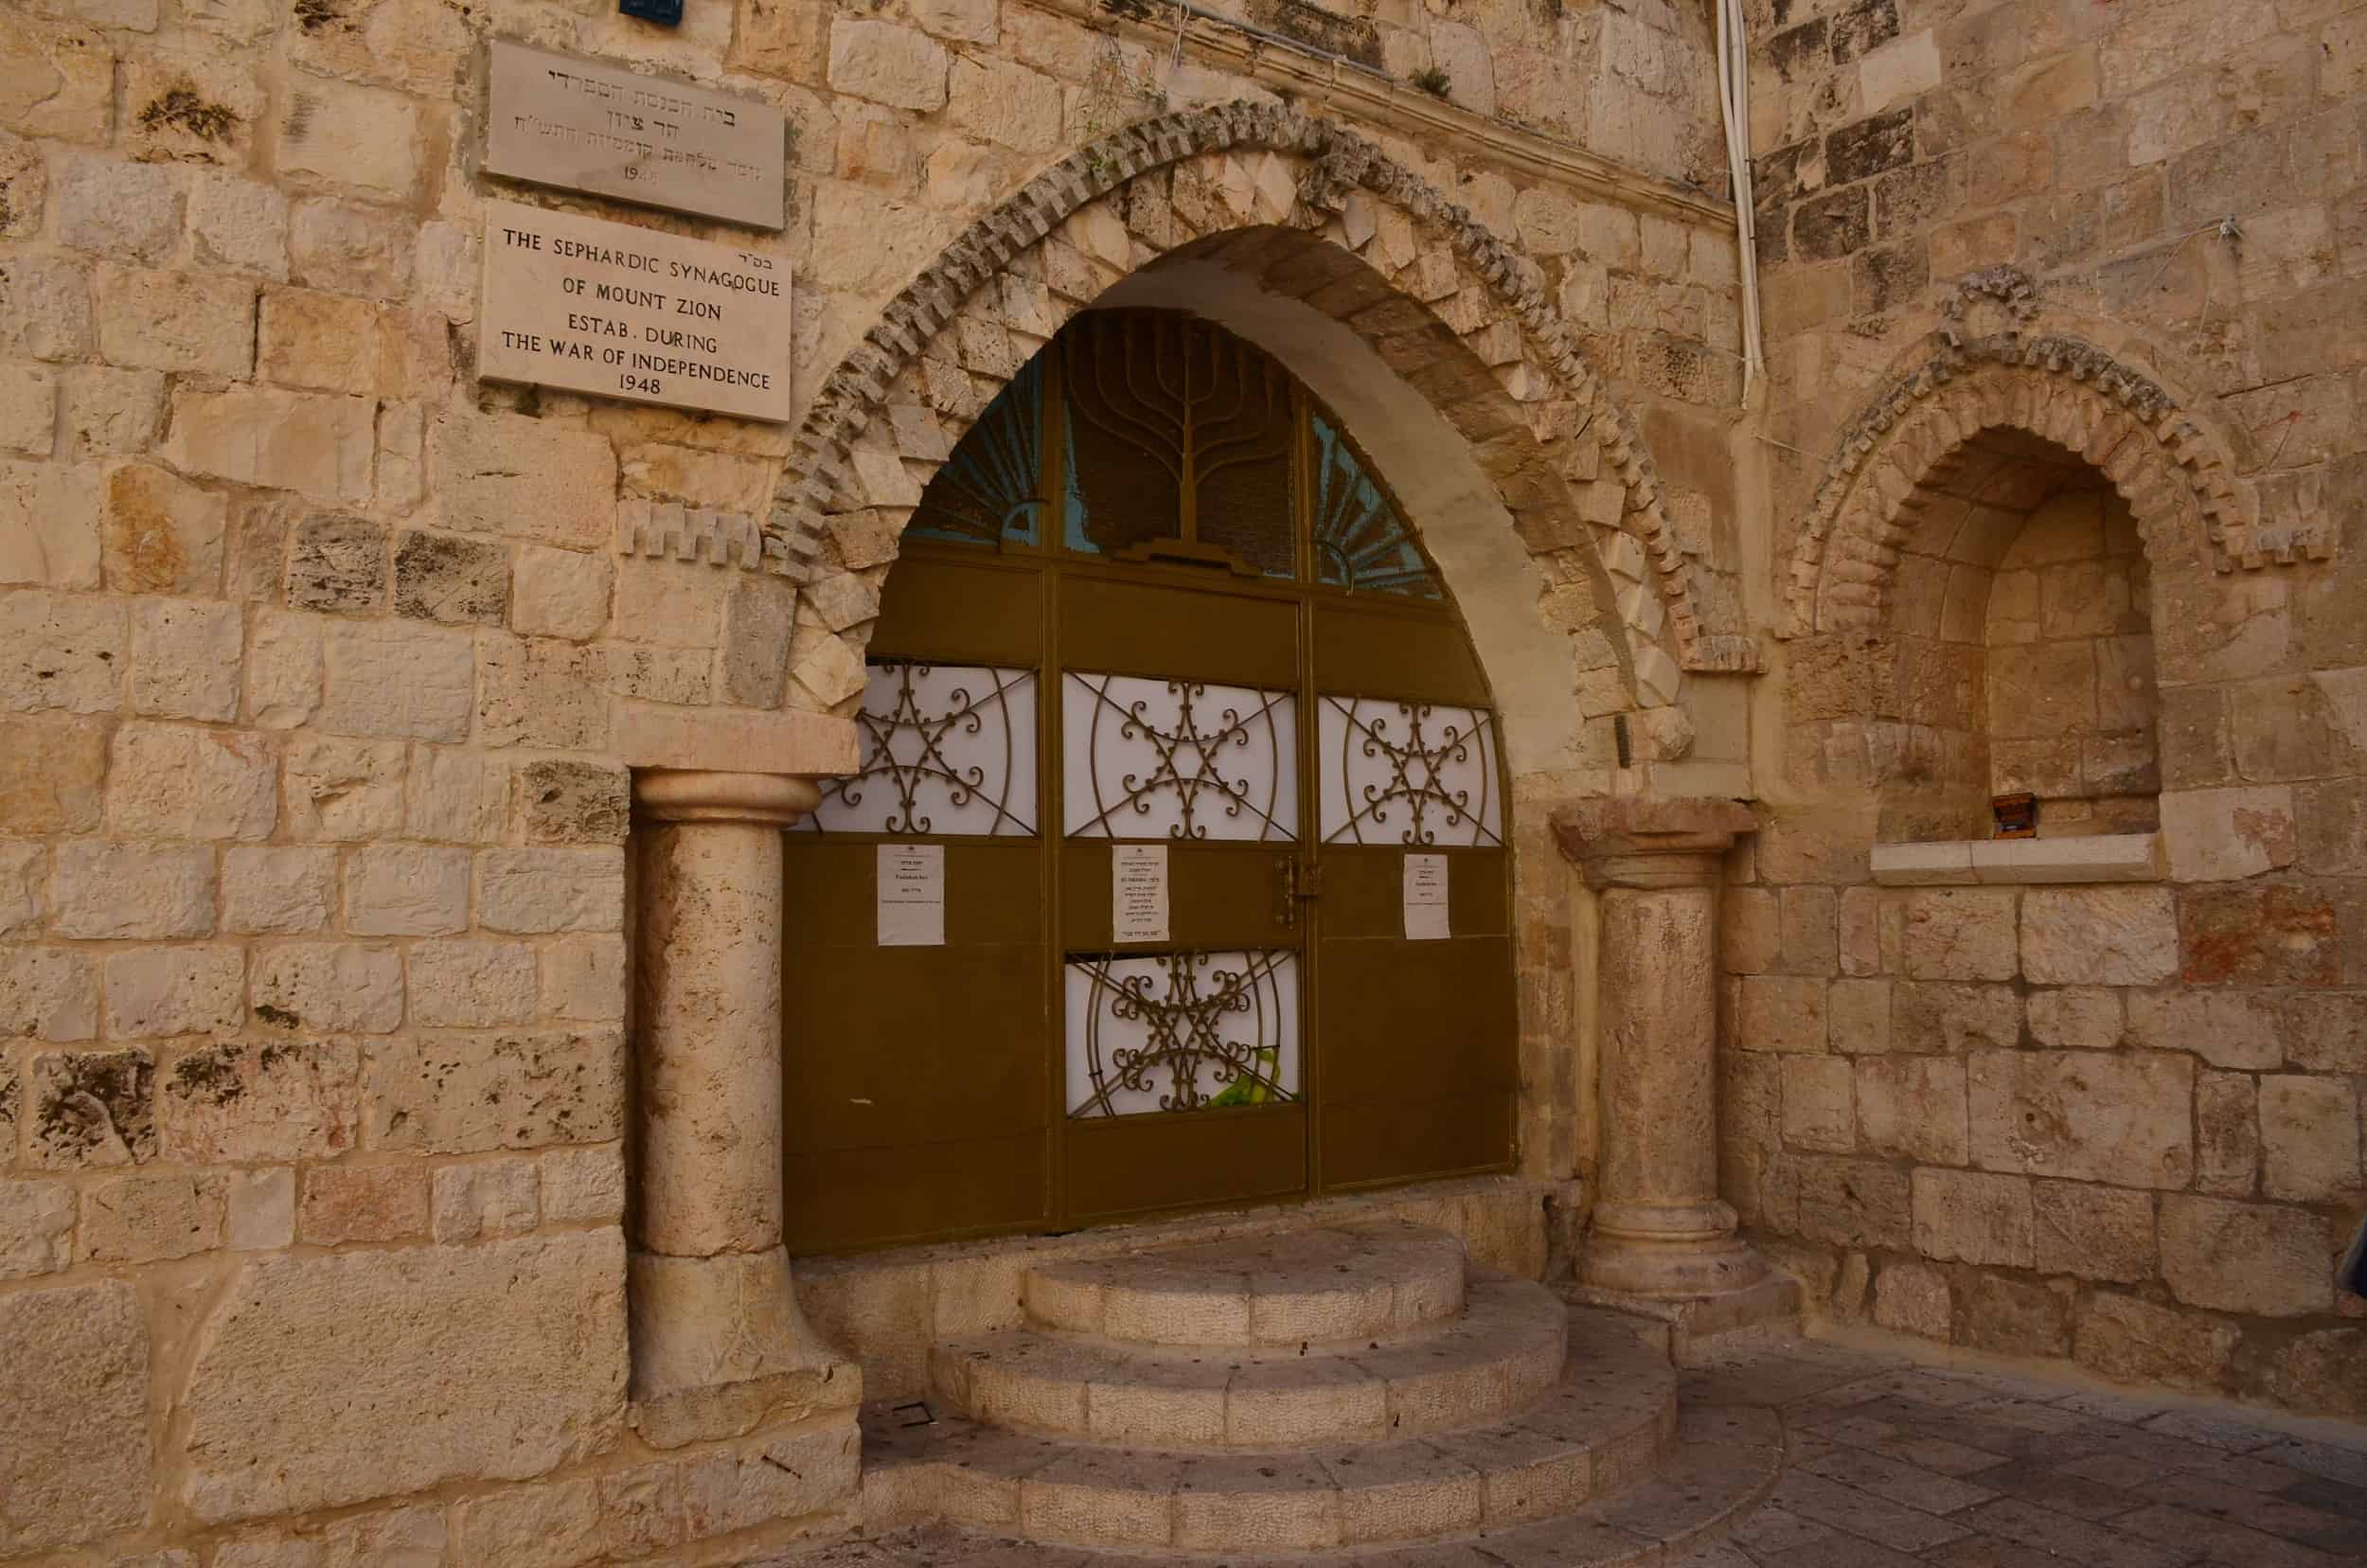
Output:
[780,311,1515,1254]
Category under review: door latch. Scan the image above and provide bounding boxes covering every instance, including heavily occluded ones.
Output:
[1275,854,1321,929]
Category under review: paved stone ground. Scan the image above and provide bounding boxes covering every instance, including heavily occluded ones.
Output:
[767,1335,2367,1568]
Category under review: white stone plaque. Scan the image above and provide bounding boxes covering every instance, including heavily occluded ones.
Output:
[484,41,786,229]
[1112,845,1170,944]
[478,198,792,421]
[878,845,945,948]
[1403,852,1450,941]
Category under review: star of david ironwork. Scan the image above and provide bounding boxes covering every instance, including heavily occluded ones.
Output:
[1066,674,1295,841]
[1069,951,1295,1117]
[1322,697,1502,846]
[815,662,1036,835]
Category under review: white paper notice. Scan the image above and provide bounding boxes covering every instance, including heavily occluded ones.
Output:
[1403,852,1450,941]
[878,845,945,947]
[1112,844,1171,944]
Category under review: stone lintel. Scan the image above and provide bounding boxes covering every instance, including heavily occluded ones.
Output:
[615,700,859,778]
[1551,796,1756,886]
[633,768,822,827]
[1870,832,2163,886]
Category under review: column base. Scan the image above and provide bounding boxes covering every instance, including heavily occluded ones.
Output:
[1578,1199,1771,1299]
[628,1248,862,1450]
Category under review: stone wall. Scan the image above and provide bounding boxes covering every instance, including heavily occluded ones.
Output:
[1732,0,2367,1417]
[0,0,1752,1554]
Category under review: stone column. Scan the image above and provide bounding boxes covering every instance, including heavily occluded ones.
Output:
[1554,798,1771,1302]
[629,763,856,1449]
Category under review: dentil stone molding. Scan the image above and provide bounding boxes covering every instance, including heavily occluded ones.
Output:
[765,99,1763,698]
[1784,281,2334,639]
[618,497,765,569]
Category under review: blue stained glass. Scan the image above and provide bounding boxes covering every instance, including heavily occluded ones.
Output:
[908,361,1051,547]
[1310,414,1440,598]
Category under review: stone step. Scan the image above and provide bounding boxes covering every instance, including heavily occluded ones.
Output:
[933,1274,1566,1450]
[868,1308,1695,1554]
[1023,1221,1467,1348]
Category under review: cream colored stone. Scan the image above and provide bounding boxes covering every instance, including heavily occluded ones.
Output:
[0,462,100,592]
[828,19,948,109]
[366,1027,625,1153]
[2259,1075,2361,1202]
[1872,1259,1949,1339]
[344,843,468,935]
[103,946,242,1039]
[187,172,289,279]
[1855,1055,1967,1167]
[406,746,507,845]
[129,598,240,721]
[108,722,276,840]
[432,1156,539,1243]
[1900,889,2018,981]
[407,939,536,1027]
[99,462,222,595]
[277,73,420,199]
[477,846,624,934]
[296,1163,424,1244]
[679,1423,860,1537]
[52,841,213,938]
[61,366,164,461]
[0,841,44,937]
[509,544,611,640]
[1969,1049,2194,1188]
[947,56,1060,151]
[453,1476,602,1568]
[2032,1181,2154,1283]
[0,1179,76,1280]
[2162,786,2299,882]
[79,1169,225,1261]
[56,155,181,260]
[2160,1195,2331,1318]
[2026,988,2122,1050]
[2125,989,2282,1070]
[250,943,401,1034]
[429,409,616,551]
[0,948,98,1042]
[2074,1292,2238,1393]
[540,1143,625,1225]
[318,620,474,741]
[0,1281,149,1555]
[0,18,115,144]
[1895,981,2019,1053]
[0,365,54,455]
[539,935,626,1022]
[281,734,405,839]
[1911,1167,2032,1267]
[1781,1055,1855,1152]
[93,265,254,376]
[164,1039,357,1162]
[2019,888,2178,986]
[222,846,335,933]
[164,386,375,505]
[1737,974,1828,1053]
[227,1167,294,1251]
[180,1232,626,1521]
[0,714,105,835]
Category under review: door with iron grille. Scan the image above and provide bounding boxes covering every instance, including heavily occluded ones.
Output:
[781,310,1517,1254]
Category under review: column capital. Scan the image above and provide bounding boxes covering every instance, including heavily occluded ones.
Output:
[632,767,822,827]
[1550,796,1756,889]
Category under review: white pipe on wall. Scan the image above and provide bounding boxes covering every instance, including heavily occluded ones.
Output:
[1714,0,1767,402]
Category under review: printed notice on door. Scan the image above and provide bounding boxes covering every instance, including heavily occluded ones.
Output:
[878,845,945,947]
[1403,852,1450,941]
[1112,845,1170,944]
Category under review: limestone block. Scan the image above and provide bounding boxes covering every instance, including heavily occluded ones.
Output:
[1855,1055,1967,1167]
[433,411,620,550]
[108,722,277,840]
[258,287,400,396]
[289,512,388,611]
[540,1143,624,1224]
[1900,889,2018,981]
[2162,786,2299,882]
[1968,1049,2194,1188]
[2259,1075,2360,1203]
[0,460,101,592]
[2019,887,2177,986]
[2124,989,2281,1070]
[0,840,42,936]
[516,759,629,846]
[0,364,54,455]
[129,598,240,721]
[0,714,107,834]
[213,1506,447,1567]
[56,155,183,262]
[161,1039,358,1162]
[1871,1259,1949,1340]
[0,255,95,363]
[1794,1154,1912,1250]
[2286,993,2367,1074]
[319,619,474,740]
[947,55,1060,151]
[510,544,611,640]
[478,846,626,934]
[2032,1181,2154,1284]
[394,530,509,626]
[2073,1292,2238,1394]
[1911,1168,2032,1267]
[1958,1273,2074,1361]
[432,1156,539,1243]
[0,1179,75,1280]
[222,846,335,933]
[228,1167,294,1250]
[721,570,798,707]
[2025,988,2122,1050]
[0,947,98,1042]
[680,1423,860,1538]
[1781,1056,1855,1152]
[251,943,402,1034]
[408,939,537,1028]
[1776,884,1840,975]
[1827,977,1892,1055]
[27,1047,153,1166]
[79,1168,225,1261]
[828,18,949,108]
[289,198,415,299]
[281,733,406,839]
[179,1231,626,1520]
[597,1463,685,1559]
[2160,1195,2331,1317]
[223,494,292,603]
[1428,19,1495,116]
[277,73,420,199]
[406,745,507,845]
[366,1027,625,1153]
[100,461,223,595]
[2179,882,2341,987]
[2197,1069,2260,1197]
[62,367,165,462]
[476,634,610,752]
[1720,886,1776,973]
[104,946,243,1039]
[296,1163,426,1244]
[807,179,945,296]
[1736,974,1827,1053]
[164,385,375,505]
[93,265,255,376]
[0,1281,150,1555]
[53,842,214,938]
[1894,981,2019,1053]
[453,1476,602,1567]
[4,590,121,714]
[540,935,626,1024]
[345,843,469,935]
[187,172,289,279]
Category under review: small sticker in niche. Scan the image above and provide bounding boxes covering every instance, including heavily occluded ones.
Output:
[878,844,945,947]
[1112,844,1170,944]
[1403,852,1449,941]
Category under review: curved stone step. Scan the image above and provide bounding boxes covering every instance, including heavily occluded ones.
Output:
[933,1275,1565,1450]
[1023,1221,1467,1348]
[867,1308,1688,1554]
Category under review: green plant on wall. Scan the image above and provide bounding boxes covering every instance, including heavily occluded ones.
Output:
[1410,65,1451,98]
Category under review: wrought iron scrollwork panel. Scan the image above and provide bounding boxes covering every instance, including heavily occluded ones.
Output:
[1065,951,1300,1118]
[1062,672,1298,842]
[803,662,1039,836]
[1317,696,1503,846]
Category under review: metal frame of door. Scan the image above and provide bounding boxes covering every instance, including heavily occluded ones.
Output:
[781,310,1517,1254]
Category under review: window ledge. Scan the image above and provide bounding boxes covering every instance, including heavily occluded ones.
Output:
[1869,833,2164,887]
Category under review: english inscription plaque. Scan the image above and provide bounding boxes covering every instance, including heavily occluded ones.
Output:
[477,198,792,421]
[484,40,786,229]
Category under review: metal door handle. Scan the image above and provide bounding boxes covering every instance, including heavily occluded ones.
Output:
[1274,855,1321,928]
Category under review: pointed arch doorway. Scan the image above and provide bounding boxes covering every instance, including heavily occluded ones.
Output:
[781,309,1519,1254]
